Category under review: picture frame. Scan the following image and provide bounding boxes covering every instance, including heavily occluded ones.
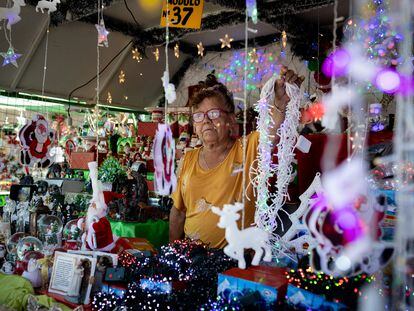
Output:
[49,251,97,305]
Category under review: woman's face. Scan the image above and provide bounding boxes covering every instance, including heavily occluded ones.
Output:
[193,96,234,145]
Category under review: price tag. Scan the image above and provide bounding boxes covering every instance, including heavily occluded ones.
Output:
[160,0,204,29]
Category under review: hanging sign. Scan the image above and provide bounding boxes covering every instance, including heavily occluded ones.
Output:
[160,0,204,29]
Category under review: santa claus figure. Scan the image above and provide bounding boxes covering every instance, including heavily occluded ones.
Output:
[19,114,54,168]
[78,162,117,252]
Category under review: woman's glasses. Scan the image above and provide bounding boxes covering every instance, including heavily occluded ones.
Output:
[192,108,228,123]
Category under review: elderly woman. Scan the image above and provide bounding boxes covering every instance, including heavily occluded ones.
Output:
[170,68,303,248]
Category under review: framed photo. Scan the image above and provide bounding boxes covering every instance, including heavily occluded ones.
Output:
[49,251,97,305]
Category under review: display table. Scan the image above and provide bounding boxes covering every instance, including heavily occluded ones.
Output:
[109,219,169,249]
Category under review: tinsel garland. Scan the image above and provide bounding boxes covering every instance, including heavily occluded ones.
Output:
[93,239,237,310]
[285,267,375,308]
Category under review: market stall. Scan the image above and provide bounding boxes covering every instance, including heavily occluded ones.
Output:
[0,0,407,310]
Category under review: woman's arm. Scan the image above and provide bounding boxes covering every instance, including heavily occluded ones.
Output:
[169,206,186,242]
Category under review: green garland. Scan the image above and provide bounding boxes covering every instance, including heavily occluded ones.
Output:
[98,156,127,183]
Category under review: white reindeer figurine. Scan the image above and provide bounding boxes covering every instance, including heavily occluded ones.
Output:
[212,203,272,269]
[36,0,60,14]
[0,0,25,30]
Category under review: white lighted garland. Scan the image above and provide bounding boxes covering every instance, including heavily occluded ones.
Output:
[253,76,278,231]
[253,76,302,234]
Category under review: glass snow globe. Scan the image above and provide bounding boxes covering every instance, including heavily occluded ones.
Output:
[63,219,82,250]
[16,236,43,260]
[37,215,63,254]
[6,232,27,261]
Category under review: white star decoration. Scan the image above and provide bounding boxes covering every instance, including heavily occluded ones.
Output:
[1,47,22,67]
[220,34,233,49]
[96,19,109,47]
[174,43,180,58]
[197,42,204,57]
[119,70,125,84]
[153,48,160,62]
[132,48,142,62]
[282,30,287,48]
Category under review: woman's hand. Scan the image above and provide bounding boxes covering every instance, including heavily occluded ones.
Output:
[274,66,305,112]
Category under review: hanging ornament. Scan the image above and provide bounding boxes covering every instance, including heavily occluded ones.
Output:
[153,124,177,196]
[220,34,234,49]
[118,70,125,84]
[35,0,60,14]
[0,0,25,29]
[107,92,112,104]
[19,114,55,168]
[16,111,26,130]
[1,46,22,67]
[95,19,109,48]
[174,43,180,58]
[161,71,176,104]
[281,30,287,49]
[124,95,128,101]
[153,48,160,62]
[197,42,204,57]
[246,0,258,24]
[132,48,142,62]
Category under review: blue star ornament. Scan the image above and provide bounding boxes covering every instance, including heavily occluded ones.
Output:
[95,19,109,47]
[1,47,22,67]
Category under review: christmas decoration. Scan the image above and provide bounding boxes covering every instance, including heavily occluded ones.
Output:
[220,34,234,49]
[253,76,302,248]
[132,47,142,62]
[107,92,112,104]
[0,0,25,30]
[1,46,22,67]
[98,156,127,184]
[19,114,55,168]
[286,268,374,309]
[153,48,160,62]
[174,43,179,58]
[211,203,272,269]
[118,70,125,84]
[161,71,176,104]
[216,48,281,94]
[197,42,205,57]
[281,30,287,48]
[80,162,117,252]
[96,19,109,48]
[246,0,258,24]
[153,123,177,196]
[35,0,60,14]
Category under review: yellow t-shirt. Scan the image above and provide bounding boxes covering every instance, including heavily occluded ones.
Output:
[171,131,259,248]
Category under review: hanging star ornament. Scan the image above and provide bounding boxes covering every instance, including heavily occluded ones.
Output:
[107,92,112,104]
[119,70,125,84]
[153,48,160,62]
[174,43,180,58]
[96,19,109,48]
[197,42,204,57]
[282,30,287,49]
[1,47,22,67]
[220,34,233,49]
[132,48,142,62]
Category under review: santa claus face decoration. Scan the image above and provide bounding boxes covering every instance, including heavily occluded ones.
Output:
[19,114,55,168]
[153,124,177,196]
